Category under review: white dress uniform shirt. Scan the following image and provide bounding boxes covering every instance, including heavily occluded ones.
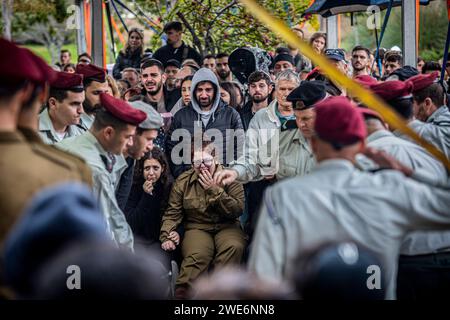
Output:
[357,129,450,256]
[248,159,450,299]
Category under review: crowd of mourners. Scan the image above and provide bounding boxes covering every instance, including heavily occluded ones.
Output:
[1,20,450,301]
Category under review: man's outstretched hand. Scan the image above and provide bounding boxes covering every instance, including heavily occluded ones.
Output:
[214,169,238,186]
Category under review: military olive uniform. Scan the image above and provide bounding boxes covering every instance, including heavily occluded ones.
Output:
[160,165,246,288]
[18,126,93,187]
[0,131,90,248]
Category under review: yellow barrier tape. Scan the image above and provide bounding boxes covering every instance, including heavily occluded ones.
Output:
[240,0,450,171]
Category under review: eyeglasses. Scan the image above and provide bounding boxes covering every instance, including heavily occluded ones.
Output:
[193,158,214,168]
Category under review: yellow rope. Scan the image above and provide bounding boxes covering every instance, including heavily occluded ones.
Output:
[239,0,450,170]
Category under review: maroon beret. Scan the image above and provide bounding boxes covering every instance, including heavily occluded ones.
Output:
[314,96,367,145]
[99,93,146,125]
[50,72,84,90]
[369,80,413,102]
[407,71,439,93]
[75,63,106,82]
[354,75,378,88]
[0,38,42,84]
[23,49,57,85]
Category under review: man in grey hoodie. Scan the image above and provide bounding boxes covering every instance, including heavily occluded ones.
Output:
[166,68,244,178]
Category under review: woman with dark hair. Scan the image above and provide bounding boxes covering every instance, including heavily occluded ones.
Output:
[124,147,178,250]
[113,28,144,79]
[309,32,327,54]
[170,75,193,115]
[220,82,243,111]
[63,63,76,73]
[305,32,327,70]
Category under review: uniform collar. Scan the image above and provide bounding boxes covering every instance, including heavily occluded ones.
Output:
[17,126,43,143]
[427,105,450,124]
[38,108,54,132]
[315,158,355,172]
[0,130,26,143]
[367,129,393,143]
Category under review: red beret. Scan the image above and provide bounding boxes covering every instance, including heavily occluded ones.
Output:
[407,71,439,93]
[314,96,367,145]
[354,75,378,88]
[50,72,84,90]
[369,80,413,102]
[75,63,106,82]
[0,38,42,84]
[99,93,146,125]
[23,49,57,85]
[358,107,384,123]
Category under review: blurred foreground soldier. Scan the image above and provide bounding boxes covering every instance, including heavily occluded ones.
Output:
[406,71,450,158]
[0,39,90,250]
[248,96,450,299]
[192,267,292,300]
[75,63,109,131]
[38,71,85,144]
[57,93,146,250]
[2,182,109,297]
[293,241,385,300]
[33,242,170,299]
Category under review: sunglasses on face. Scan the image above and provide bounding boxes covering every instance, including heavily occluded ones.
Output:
[193,158,214,168]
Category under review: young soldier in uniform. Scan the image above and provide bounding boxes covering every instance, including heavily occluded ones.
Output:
[75,63,109,131]
[38,71,85,144]
[57,93,146,250]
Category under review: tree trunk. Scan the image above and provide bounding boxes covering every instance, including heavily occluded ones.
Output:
[2,0,14,40]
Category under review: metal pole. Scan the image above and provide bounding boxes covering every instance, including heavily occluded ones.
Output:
[76,0,87,54]
[327,15,338,49]
[402,0,417,67]
[91,0,104,67]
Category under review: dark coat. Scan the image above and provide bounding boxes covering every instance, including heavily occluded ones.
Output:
[165,100,244,178]
[153,41,202,66]
[113,48,142,80]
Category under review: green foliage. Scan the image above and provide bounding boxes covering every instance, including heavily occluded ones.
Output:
[10,0,70,34]
[135,0,317,55]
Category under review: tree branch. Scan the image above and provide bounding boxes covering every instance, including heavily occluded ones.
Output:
[176,11,203,54]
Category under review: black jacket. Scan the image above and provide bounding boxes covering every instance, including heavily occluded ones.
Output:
[113,49,142,79]
[239,101,255,131]
[165,100,244,178]
[124,180,172,244]
[153,41,202,66]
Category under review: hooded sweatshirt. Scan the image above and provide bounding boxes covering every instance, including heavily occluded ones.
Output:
[190,68,221,127]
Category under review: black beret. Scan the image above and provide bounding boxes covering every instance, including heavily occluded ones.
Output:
[287,80,327,110]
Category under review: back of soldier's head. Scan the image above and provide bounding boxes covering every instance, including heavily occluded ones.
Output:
[33,242,170,299]
[293,241,385,300]
[92,108,128,132]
